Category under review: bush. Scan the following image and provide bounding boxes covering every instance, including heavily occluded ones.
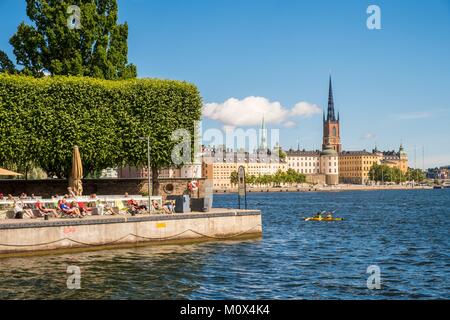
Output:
[0,74,202,178]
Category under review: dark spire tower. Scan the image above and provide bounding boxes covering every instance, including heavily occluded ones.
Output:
[327,76,336,121]
[322,75,342,152]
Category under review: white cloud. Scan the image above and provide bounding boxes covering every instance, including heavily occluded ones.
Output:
[390,112,431,120]
[291,102,322,117]
[203,96,321,127]
[283,121,297,128]
[362,133,376,140]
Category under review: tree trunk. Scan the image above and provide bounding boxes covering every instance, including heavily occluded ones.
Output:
[151,166,159,196]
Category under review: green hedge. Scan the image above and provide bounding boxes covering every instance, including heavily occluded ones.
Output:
[0,74,202,178]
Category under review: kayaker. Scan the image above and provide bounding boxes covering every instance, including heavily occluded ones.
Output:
[313,211,323,219]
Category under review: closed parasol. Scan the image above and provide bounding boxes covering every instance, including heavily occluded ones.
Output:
[69,146,83,196]
[0,168,22,176]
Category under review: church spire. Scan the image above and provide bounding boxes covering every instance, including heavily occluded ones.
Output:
[327,75,336,121]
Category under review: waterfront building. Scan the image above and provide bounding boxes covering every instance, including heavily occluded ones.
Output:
[321,145,339,185]
[339,150,382,184]
[338,145,408,185]
[202,145,287,189]
[285,148,339,185]
[427,166,449,180]
[285,150,321,175]
[379,144,408,174]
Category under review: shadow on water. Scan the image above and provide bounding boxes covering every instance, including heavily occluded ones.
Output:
[0,189,449,299]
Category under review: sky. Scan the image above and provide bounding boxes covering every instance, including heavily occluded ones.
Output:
[0,0,449,168]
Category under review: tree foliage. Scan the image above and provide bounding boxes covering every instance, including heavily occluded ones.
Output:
[368,163,425,183]
[0,74,202,188]
[230,168,306,187]
[9,0,136,79]
[0,50,17,74]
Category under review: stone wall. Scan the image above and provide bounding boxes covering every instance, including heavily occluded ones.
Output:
[0,210,262,255]
[0,178,206,200]
[305,174,326,185]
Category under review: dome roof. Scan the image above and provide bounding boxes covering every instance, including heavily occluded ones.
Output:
[321,145,338,156]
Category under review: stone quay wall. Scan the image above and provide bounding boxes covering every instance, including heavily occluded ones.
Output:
[0,209,262,256]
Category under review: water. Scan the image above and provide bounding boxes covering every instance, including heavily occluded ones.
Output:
[0,189,449,299]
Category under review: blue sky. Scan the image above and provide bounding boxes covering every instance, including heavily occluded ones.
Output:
[1,0,449,167]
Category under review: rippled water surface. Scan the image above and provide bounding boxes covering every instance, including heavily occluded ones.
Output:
[0,189,449,299]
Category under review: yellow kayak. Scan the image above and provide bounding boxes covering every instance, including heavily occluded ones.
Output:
[304,217,344,221]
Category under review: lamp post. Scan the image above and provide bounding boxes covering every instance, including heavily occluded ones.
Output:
[139,136,151,212]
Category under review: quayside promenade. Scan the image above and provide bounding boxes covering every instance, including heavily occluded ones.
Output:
[0,208,262,257]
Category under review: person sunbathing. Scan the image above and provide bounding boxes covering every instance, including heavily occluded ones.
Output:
[73,201,91,216]
[152,200,161,211]
[127,199,147,213]
[162,200,175,214]
[36,200,59,218]
[13,199,35,219]
[59,199,83,218]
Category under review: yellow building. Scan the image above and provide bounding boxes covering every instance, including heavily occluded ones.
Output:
[339,145,408,184]
[339,151,382,184]
[379,144,408,174]
[202,148,287,190]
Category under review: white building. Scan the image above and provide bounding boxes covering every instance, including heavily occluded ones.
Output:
[286,150,321,174]
[285,145,339,185]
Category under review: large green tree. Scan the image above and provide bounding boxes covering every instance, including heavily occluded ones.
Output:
[0,75,202,195]
[0,50,16,73]
[9,0,136,79]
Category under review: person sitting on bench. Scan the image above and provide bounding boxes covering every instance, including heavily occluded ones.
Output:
[127,198,147,213]
[36,200,59,218]
[13,198,35,219]
[162,200,175,214]
[151,200,161,211]
[59,198,83,218]
[73,201,91,216]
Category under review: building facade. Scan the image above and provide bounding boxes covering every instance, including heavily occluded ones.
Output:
[378,145,408,174]
[321,145,339,185]
[202,147,287,189]
[339,151,382,184]
[286,150,321,175]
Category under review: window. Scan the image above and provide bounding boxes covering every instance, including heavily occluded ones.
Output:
[333,127,337,137]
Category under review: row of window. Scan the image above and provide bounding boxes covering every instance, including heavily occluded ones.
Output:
[289,162,319,167]
[341,167,374,171]
[287,157,318,161]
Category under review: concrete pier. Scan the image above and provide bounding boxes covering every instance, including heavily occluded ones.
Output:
[0,209,262,256]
